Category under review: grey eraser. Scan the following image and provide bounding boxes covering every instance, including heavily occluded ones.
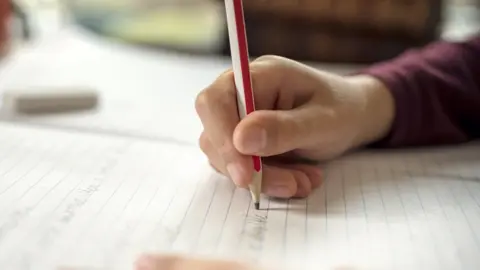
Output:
[2,86,99,114]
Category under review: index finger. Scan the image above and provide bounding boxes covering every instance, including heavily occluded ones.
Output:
[194,61,281,187]
[195,70,251,187]
[135,254,257,270]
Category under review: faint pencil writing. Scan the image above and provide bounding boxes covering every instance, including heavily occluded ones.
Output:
[0,207,32,242]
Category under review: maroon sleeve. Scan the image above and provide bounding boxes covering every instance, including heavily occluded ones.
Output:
[360,35,480,148]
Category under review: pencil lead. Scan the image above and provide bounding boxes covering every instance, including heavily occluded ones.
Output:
[255,202,260,210]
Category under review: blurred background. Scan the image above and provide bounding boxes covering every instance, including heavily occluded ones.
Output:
[0,0,479,64]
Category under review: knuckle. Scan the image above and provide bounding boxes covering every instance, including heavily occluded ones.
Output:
[198,132,209,153]
[218,67,234,79]
[254,54,284,64]
[250,55,287,91]
[199,132,235,166]
[195,70,236,115]
[195,89,210,115]
[209,161,223,174]
[217,140,235,160]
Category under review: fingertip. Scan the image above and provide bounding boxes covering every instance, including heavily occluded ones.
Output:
[287,164,323,190]
[262,166,298,198]
[310,168,324,189]
[232,125,245,152]
[226,162,247,188]
[135,254,178,270]
[225,154,255,188]
[292,170,312,198]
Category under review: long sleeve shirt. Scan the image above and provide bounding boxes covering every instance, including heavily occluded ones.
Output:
[360,34,480,148]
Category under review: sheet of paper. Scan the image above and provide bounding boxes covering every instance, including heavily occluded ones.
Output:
[0,122,480,270]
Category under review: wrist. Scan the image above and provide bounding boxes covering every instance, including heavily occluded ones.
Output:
[346,75,395,148]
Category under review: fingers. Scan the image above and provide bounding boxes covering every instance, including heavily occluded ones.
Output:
[196,60,290,187]
[262,164,323,198]
[200,132,323,198]
[285,164,323,190]
[196,55,325,192]
[199,132,227,175]
[196,72,253,187]
[135,254,255,270]
[134,254,362,270]
[233,106,327,157]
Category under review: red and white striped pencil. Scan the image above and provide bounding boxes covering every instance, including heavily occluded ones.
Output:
[224,0,263,210]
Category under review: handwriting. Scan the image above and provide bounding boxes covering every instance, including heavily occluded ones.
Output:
[0,207,32,242]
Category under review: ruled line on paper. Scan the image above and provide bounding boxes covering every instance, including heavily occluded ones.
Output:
[132,169,179,254]
[17,143,104,270]
[85,144,159,267]
[170,173,218,253]
[139,157,204,255]
[430,155,479,270]
[376,162,408,270]
[108,155,179,269]
[282,199,288,263]
[0,137,64,197]
[1,143,83,243]
[194,175,236,256]
[257,196,286,266]
[53,149,133,261]
[414,153,460,269]
[416,153,461,270]
[163,175,202,250]
[190,179,219,251]
[35,140,133,268]
[374,167,394,269]
[214,187,251,259]
[0,136,28,176]
[134,149,200,256]
[304,178,327,270]
[284,198,308,270]
[344,161,367,267]
[26,150,105,269]
[0,137,77,252]
[440,153,480,249]
[0,144,86,266]
[237,192,270,264]
[238,200,254,260]
[457,160,480,246]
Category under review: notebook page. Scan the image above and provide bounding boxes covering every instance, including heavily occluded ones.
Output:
[1,122,480,270]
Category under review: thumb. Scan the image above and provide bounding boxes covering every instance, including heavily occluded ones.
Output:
[233,108,322,157]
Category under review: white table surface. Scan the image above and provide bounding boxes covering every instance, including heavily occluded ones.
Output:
[0,25,363,146]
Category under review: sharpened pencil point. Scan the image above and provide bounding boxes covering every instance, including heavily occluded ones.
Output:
[255,202,260,210]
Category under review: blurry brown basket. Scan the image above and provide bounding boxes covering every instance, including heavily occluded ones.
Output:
[0,0,10,57]
[222,0,444,63]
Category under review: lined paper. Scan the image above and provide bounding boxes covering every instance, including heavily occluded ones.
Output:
[0,123,480,270]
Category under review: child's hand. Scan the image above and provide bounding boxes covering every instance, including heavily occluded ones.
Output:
[195,55,394,199]
[134,254,360,270]
[135,254,262,270]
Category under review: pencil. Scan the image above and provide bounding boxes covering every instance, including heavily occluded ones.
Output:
[224,0,263,210]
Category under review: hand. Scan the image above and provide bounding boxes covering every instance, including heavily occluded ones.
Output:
[135,254,262,270]
[134,254,360,270]
[195,55,394,199]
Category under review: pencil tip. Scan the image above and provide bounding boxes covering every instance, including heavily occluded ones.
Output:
[254,202,260,210]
